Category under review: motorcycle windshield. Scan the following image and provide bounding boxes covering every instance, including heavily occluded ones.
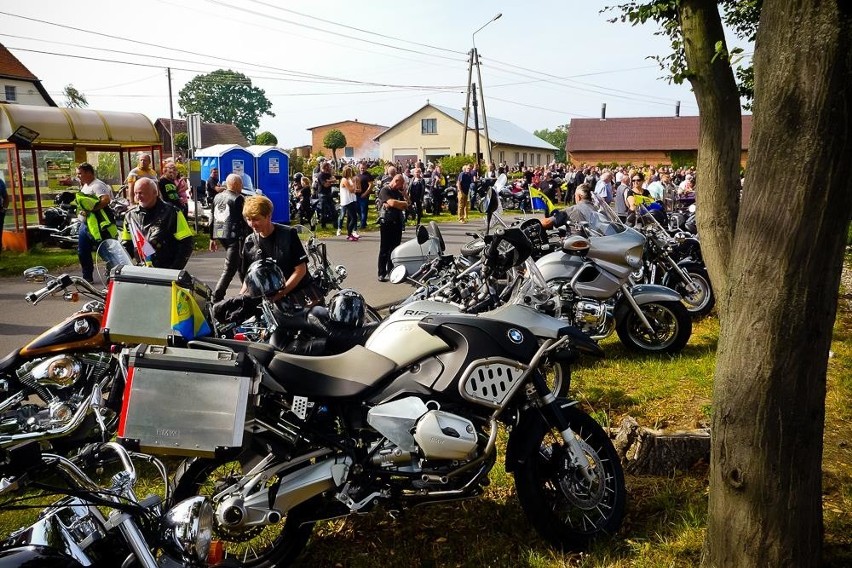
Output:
[585,193,629,237]
[97,239,133,269]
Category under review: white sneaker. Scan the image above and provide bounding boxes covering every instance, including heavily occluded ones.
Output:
[352,231,360,239]
[336,229,341,236]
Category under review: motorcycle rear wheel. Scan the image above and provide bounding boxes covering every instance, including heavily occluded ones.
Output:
[514,405,625,550]
[663,267,715,318]
[173,455,315,568]
[615,300,691,353]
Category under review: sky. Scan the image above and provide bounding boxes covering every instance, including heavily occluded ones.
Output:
[2,1,752,149]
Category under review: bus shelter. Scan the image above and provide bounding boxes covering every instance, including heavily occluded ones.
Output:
[0,103,162,251]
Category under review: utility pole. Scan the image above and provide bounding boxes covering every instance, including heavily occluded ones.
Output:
[461,49,475,156]
[473,48,493,167]
[167,67,175,160]
[472,83,481,169]
[463,14,501,168]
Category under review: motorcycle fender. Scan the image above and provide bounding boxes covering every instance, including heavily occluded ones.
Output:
[504,400,578,474]
[614,284,682,321]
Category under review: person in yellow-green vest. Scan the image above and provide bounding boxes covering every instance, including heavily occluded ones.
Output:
[75,163,117,283]
[120,177,194,270]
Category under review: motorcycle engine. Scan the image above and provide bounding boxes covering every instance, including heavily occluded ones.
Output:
[367,397,478,465]
[15,352,112,400]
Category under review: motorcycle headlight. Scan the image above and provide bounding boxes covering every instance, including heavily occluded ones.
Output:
[161,496,213,563]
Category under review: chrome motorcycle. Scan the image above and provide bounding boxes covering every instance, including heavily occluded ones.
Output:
[0,440,219,567]
[131,228,625,566]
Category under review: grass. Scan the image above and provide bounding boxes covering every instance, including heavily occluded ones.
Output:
[1,228,849,567]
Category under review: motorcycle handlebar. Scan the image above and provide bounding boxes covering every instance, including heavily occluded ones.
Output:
[25,274,105,305]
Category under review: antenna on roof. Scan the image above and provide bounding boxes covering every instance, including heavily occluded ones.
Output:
[600,103,607,121]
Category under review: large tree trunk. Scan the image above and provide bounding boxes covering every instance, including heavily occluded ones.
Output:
[704,1,852,566]
[679,0,742,308]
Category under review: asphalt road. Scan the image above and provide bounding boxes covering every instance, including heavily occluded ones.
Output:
[0,220,486,356]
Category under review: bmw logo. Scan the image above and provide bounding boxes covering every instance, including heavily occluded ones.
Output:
[507,328,524,344]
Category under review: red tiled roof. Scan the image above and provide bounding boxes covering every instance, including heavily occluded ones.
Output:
[567,115,752,152]
[0,44,37,80]
[155,118,248,147]
[307,119,388,130]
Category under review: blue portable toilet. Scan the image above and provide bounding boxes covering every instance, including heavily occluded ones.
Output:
[247,145,290,223]
[196,144,256,191]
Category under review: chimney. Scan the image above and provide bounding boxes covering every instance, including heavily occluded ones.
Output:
[600,103,607,121]
[675,100,681,118]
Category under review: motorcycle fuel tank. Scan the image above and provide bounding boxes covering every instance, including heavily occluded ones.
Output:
[365,300,454,368]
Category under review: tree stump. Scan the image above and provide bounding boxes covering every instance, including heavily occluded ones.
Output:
[611,416,710,476]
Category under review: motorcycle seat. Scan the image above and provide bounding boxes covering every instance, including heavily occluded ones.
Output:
[188,337,276,368]
[0,350,19,374]
[268,345,396,398]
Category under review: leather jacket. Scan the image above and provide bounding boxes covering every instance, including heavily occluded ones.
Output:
[121,200,194,269]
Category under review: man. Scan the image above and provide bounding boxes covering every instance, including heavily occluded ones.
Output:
[0,175,7,257]
[376,174,408,282]
[355,162,374,229]
[541,184,600,230]
[429,165,445,216]
[125,153,158,205]
[456,163,474,223]
[646,171,673,203]
[238,169,254,191]
[205,167,220,205]
[316,161,336,228]
[158,161,183,211]
[594,170,614,204]
[209,173,251,302]
[121,177,194,269]
[408,167,426,226]
[240,195,312,304]
[75,163,116,283]
[614,171,633,221]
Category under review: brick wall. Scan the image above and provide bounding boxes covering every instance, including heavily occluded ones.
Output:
[311,121,386,160]
[569,150,748,168]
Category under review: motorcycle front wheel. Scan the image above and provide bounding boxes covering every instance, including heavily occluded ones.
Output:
[513,404,625,550]
[173,455,315,568]
[615,300,691,353]
[663,266,715,318]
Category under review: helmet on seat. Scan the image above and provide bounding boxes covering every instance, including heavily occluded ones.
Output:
[328,288,366,327]
[244,259,284,298]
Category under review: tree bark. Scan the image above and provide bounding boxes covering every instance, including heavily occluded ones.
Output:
[704,1,852,566]
[678,0,742,311]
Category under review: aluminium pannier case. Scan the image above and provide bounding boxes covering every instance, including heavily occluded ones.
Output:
[103,265,212,345]
[117,344,254,458]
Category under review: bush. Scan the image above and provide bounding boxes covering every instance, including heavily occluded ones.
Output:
[438,154,477,178]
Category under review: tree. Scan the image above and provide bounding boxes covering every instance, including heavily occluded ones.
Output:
[534,127,568,163]
[174,132,189,152]
[322,129,346,162]
[178,69,274,142]
[609,1,852,566]
[63,84,88,108]
[255,131,278,146]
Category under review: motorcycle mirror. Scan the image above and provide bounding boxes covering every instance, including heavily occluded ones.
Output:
[688,203,697,213]
[389,265,407,284]
[63,291,79,302]
[23,266,49,282]
[416,225,429,245]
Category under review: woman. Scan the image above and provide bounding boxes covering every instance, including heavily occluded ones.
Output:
[240,195,313,305]
[626,173,655,226]
[337,165,360,241]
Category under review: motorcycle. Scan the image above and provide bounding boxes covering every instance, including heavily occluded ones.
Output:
[536,196,692,353]
[390,220,447,276]
[39,191,81,249]
[0,440,220,567]
[133,222,626,566]
[631,206,714,317]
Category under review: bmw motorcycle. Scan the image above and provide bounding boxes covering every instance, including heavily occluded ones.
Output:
[0,441,221,567]
[133,226,626,566]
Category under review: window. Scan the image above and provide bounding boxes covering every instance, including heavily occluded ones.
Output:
[499,151,504,164]
[344,147,354,158]
[537,153,542,166]
[522,153,528,166]
[421,118,437,134]
[514,152,519,165]
[4,85,16,102]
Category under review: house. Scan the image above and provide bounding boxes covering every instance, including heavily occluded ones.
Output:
[307,120,386,160]
[566,115,753,167]
[374,103,557,167]
[0,43,57,106]
[154,118,248,159]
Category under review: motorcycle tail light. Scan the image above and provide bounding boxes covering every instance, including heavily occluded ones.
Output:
[234,333,248,341]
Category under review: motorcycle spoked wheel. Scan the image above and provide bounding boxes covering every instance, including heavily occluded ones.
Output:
[615,300,692,353]
[173,455,315,568]
[539,361,570,398]
[513,404,626,550]
[663,267,715,318]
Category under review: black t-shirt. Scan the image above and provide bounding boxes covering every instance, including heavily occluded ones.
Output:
[158,177,180,206]
[378,186,405,225]
[355,171,374,197]
[457,171,473,194]
[241,224,310,288]
[317,172,334,196]
[408,178,426,201]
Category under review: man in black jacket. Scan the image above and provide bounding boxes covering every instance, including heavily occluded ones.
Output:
[120,177,194,269]
[209,174,250,301]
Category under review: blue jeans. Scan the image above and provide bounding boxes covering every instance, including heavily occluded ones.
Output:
[357,196,370,229]
[78,221,96,282]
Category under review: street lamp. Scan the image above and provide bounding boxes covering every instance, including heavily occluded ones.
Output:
[463,13,502,169]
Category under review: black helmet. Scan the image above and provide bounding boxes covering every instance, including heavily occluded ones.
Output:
[244,259,284,298]
[328,289,366,327]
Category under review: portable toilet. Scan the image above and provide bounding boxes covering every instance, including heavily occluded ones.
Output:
[246,145,290,223]
[196,144,256,190]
